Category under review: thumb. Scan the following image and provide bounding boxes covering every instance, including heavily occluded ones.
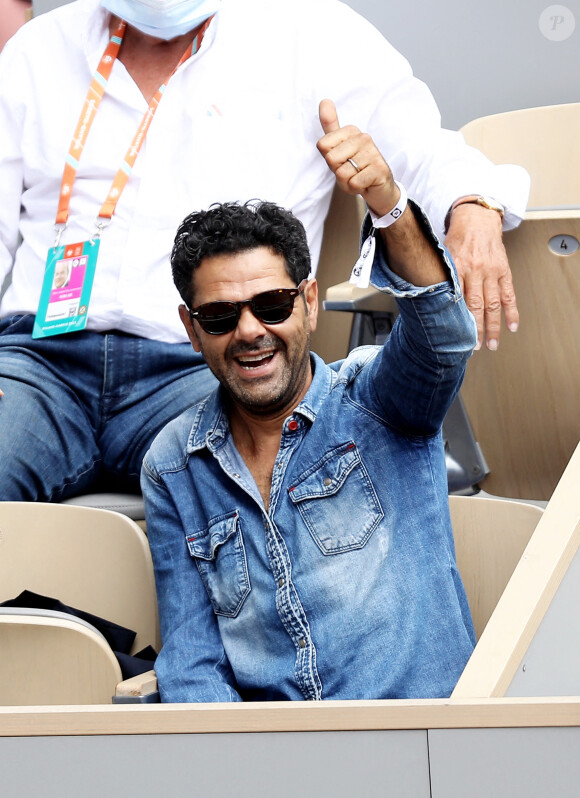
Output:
[319,98,340,134]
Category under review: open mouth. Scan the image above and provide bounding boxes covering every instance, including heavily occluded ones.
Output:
[235,352,276,371]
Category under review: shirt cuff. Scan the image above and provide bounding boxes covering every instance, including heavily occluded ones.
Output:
[364,199,463,299]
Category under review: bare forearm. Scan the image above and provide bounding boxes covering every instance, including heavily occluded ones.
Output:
[373,200,447,287]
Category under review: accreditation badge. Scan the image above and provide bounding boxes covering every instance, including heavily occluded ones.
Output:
[32,239,99,339]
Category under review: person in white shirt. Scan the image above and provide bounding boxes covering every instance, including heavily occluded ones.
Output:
[0,0,529,501]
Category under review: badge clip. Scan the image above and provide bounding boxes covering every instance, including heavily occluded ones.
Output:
[91,216,111,244]
[53,224,67,252]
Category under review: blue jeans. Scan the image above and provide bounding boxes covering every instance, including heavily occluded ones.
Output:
[0,315,217,501]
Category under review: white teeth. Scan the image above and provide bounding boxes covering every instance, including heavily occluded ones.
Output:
[237,352,272,364]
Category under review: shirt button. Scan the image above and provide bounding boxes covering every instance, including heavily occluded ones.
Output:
[288,419,299,431]
[278,577,285,588]
[323,478,332,486]
[232,473,240,478]
[298,638,306,649]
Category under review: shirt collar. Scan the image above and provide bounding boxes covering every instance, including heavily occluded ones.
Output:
[293,352,337,423]
[81,0,116,67]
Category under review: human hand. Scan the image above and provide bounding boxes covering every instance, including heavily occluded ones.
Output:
[318,99,449,287]
[444,203,518,350]
[317,98,399,218]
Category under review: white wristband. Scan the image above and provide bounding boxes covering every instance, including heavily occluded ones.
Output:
[370,181,407,228]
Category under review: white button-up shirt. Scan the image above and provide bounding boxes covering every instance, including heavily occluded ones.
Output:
[0,0,529,342]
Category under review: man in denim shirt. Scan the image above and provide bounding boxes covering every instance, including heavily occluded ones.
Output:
[141,101,478,702]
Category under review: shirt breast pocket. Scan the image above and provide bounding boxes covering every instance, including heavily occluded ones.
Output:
[288,442,384,555]
[186,511,251,617]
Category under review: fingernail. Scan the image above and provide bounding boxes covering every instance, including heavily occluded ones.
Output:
[509,323,518,332]
[487,339,498,351]
[474,340,482,351]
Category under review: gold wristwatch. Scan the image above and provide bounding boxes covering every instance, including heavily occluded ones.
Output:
[444,194,504,232]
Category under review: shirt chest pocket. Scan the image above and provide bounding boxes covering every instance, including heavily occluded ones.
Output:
[288,442,384,555]
[186,511,251,618]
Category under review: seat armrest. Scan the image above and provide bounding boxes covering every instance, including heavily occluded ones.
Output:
[113,669,160,704]
[323,281,398,314]
[62,492,145,522]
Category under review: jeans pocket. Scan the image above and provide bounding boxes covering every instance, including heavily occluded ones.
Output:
[288,441,384,555]
[186,510,251,617]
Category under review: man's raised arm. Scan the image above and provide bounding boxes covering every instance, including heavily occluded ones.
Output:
[317,98,448,288]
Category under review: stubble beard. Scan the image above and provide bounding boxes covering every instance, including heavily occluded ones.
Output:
[204,328,312,418]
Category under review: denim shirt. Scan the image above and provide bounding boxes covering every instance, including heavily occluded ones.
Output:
[142,206,478,703]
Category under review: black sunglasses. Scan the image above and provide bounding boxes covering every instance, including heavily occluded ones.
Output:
[189,280,307,335]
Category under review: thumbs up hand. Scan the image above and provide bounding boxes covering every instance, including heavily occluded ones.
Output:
[317,99,400,219]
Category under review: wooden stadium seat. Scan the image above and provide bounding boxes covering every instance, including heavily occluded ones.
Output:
[459,103,580,500]
[310,182,366,364]
[460,103,580,210]
[453,441,580,697]
[0,502,160,705]
[0,609,123,706]
[449,495,543,639]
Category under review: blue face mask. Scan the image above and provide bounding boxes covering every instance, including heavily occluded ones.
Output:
[101,0,221,41]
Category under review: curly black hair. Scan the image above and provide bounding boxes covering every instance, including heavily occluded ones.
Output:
[171,200,311,308]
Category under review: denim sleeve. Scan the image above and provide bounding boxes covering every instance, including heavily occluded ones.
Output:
[360,201,477,435]
[141,459,242,703]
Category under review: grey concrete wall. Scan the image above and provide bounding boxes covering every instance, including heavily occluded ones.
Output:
[345,0,580,128]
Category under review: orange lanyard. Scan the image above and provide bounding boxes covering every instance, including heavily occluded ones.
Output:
[55,15,213,245]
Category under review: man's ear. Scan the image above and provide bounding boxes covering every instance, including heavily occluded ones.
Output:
[178,304,202,352]
[304,278,318,333]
